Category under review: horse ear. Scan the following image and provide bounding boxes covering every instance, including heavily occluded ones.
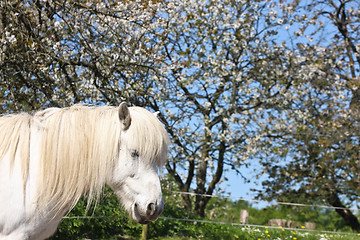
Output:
[118,102,131,130]
[153,111,160,118]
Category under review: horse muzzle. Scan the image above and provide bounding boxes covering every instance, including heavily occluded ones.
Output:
[131,200,164,224]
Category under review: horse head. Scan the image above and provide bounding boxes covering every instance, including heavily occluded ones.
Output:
[107,103,169,224]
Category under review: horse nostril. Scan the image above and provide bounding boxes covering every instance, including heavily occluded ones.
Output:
[146,203,156,216]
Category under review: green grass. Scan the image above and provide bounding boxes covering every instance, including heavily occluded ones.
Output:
[235,226,360,240]
[151,226,360,240]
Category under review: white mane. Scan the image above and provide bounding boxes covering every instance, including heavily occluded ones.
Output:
[0,105,169,214]
[0,113,31,185]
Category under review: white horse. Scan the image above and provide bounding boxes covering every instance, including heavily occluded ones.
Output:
[0,102,169,240]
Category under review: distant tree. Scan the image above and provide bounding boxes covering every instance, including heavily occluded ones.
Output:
[144,0,299,217]
[249,0,360,231]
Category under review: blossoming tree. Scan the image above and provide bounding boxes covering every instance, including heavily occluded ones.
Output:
[249,0,360,231]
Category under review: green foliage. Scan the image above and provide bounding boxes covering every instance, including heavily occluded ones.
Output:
[50,187,142,240]
[48,182,359,239]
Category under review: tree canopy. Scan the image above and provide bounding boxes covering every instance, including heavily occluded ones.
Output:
[248,0,360,231]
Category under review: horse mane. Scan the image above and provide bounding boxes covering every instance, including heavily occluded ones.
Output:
[0,113,31,184]
[0,105,169,214]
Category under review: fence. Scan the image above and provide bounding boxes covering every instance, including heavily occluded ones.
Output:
[62,190,359,237]
[172,191,353,211]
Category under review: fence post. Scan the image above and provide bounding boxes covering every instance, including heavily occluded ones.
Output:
[240,210,249,224]
[141,224,148,240]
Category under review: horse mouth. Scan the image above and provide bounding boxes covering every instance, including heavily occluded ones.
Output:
[137,219,151,224]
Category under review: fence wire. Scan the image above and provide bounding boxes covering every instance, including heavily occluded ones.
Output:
[172,191,353,211]
[61,190,359,236]
[62,215,359,236]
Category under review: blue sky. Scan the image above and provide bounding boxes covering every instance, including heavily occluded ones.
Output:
[221,164,269,209]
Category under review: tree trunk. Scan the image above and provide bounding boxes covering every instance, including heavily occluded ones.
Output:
[194,195,211,217]
[194,140,226,217]
[182,193,192,211]
[328,193,360,232]
[195,157,208,217]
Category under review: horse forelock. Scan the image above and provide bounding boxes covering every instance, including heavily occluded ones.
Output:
[127,107,170,167]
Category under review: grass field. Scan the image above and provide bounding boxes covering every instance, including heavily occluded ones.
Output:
[150,226,360,240]
[234,226,360,240]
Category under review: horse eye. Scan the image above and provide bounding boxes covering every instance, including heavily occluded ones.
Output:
[131,150,139,158]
